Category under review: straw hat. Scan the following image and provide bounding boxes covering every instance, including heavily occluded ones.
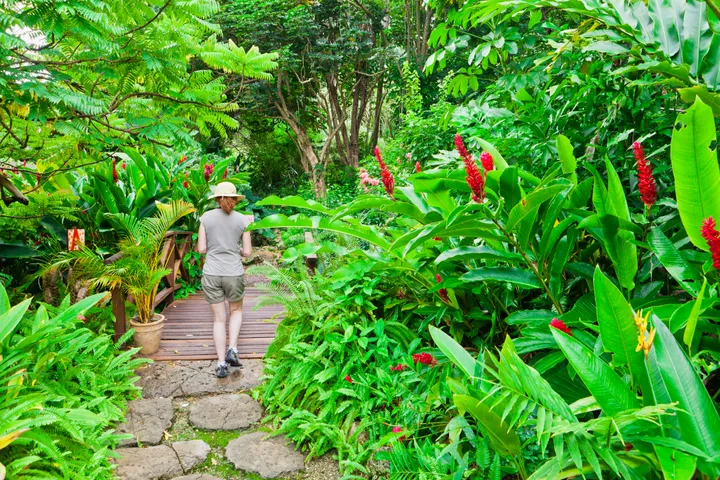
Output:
[208,182,245,200]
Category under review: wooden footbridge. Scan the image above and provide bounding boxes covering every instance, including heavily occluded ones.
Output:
[148,288,283,360]
[112,231,286,361]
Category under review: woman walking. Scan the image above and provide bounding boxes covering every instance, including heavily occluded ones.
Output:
[196,182,252,378]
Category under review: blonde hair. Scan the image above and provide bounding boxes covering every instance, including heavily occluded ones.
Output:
[217,196,239,214]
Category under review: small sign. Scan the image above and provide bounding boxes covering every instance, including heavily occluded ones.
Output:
[68,229,85,251]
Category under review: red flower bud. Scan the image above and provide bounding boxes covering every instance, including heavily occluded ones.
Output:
[436,274,450,303]
[36,173,41,185]
[183,180,189,189]
[455,134,485,203]
[549,318,572,336]
[112,159,118,183]
[412,352,437,366]
[701,217,720,272]
[179,155,187,164]
[121,162,126,170]
[390,364,408,372]
[374,146,395,199]
[204,163,214,182]
[415,161,422,173]
[633,142,657,208]
[344,375,353,383]
[391,425,406,442]
[480,151,494,172]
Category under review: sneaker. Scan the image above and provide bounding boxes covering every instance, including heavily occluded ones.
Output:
[225,348,242,367]
[216,363,228,378]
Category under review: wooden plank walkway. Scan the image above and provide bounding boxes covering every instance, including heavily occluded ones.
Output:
[147,287,283,361]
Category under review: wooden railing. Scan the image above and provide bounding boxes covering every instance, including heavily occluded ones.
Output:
[112,231,193,341]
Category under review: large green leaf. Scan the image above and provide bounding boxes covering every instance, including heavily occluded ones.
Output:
[250,214,391,250]
[650,318,720,458]
[682,279,706,351]
[0,299,32,345]
[590,162,637,289]
[256,195,331,214]
[429,325,482,379]
[682,0,713,76]
[552,329,640,416]
[593,267,649,395]
[505,183,570,232]
[670,97,720,250]
[435,246,523,265]
[454,394,521,458]
[655,446,697,480]
[0,285,9,315]
[460,267,541,289]
[646,227,703,296]
[648,0,682,59]
[556,134,577,183]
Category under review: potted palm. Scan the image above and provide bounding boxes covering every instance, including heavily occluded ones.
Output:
[49,200,195,354]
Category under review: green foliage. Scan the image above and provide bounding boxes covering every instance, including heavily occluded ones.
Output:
[47,200,195,323]
[0,0,278,174]
[251,98,720,477]
[0,285,146,478]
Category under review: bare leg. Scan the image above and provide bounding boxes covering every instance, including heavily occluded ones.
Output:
[211,302,227,363]
[228,300,243,351]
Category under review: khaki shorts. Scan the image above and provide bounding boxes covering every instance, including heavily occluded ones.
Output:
[201,274,246,304]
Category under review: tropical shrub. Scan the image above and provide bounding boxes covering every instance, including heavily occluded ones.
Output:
[0,286,145,479]
[48,200,195,323]
[250,96,720,478]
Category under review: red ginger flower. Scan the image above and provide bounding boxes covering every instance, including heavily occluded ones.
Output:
[412,352,437,366]
[183,180,189,189]
[391,425,406,441]
[204,163,214,182]
[480,151,494,172]
[344,375,353,383]
[390,364,408,372]
[374,146,395,199]
[633,142,657,208]
[112,159,118,183]
[415,161,422,173]
[701,217,720,272]
[435,274,450,303]
[455,134,485,203]
[179,155,187,164]
[121,162,126,170]
[549,318,572,336]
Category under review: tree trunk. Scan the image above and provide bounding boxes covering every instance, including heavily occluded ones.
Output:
[369,76,384,150]
[419,8,433,60]
[42,267,60,306]
[347,70,370,168]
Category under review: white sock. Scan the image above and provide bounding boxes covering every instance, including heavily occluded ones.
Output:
[229,346,238,354]
[218,361,227,368]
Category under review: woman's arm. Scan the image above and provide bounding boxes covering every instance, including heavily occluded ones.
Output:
[241,231,252,258]
[197,224,207,254]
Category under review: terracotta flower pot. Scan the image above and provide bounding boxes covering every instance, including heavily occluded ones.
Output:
[130,313,165,355]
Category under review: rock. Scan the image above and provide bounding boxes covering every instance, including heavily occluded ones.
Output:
[189,394,263,430]
[171,476,224,480]
[225,432,305,478]
[136,360,264,398]
[171,440,211,471]
[119,397,173,445]
[114,445,182,480]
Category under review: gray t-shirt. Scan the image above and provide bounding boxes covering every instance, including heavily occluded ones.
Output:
[200,209,250,276]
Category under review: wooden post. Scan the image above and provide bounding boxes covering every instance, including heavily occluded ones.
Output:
[112,287,126,342]
[304,231,317,275]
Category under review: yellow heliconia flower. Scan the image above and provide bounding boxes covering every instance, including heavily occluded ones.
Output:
[634,310,655,358]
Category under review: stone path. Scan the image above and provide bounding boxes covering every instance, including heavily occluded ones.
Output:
[113,361,340,480]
